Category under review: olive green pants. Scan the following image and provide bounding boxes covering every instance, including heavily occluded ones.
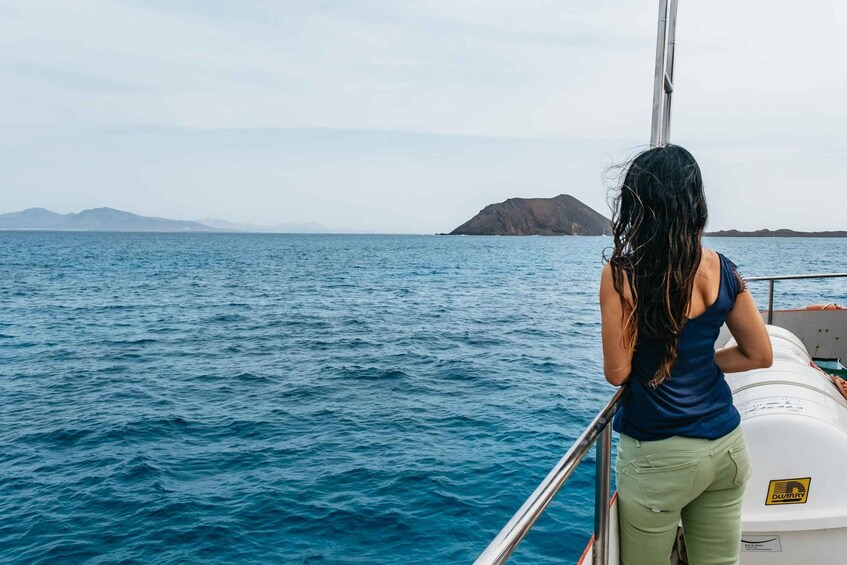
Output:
[615,426,752,565]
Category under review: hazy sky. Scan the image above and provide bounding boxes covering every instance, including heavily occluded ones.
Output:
[2,1,846,233]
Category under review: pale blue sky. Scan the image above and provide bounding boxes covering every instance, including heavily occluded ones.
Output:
[2,1,846,233]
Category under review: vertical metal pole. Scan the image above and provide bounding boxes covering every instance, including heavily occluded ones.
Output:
[650,0,670,147]
[660,0,679,145]
[592,426,612,565]
[767,279,775,325]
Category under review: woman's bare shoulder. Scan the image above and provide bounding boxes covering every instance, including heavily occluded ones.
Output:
[700,247,721,276]
[701,246,719,262]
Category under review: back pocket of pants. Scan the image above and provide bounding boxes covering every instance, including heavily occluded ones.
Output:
[630,457,699,512]
[728,442,752,487]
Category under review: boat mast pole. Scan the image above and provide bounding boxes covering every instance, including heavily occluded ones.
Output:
[650,0,679,147]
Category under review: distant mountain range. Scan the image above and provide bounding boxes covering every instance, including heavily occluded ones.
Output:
[450,194,610,236]
[2,205,844,236]
[705,228,847,238]
[0,207,216,232]
[0,208,343,233]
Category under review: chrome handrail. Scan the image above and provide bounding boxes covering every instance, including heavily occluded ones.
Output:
[473,386,627,565]
[744,273,847,324]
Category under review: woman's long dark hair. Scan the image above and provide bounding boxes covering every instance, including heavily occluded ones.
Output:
[608,144,708,387]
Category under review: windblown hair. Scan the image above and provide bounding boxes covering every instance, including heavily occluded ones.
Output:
[608,145,708,387]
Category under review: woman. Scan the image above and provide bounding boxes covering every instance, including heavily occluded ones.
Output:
[599,145,773,565]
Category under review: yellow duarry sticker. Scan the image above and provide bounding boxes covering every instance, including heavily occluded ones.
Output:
[765,477,811,505]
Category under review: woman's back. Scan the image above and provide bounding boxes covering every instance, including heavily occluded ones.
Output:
[613,250,744,440]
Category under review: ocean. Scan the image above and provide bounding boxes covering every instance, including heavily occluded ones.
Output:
[1,233,845,564]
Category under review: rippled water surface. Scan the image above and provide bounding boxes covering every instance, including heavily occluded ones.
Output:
[1,233,845,564]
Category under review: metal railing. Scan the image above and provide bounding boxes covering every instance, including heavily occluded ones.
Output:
[473,386,627,565]
[745,273,847,324]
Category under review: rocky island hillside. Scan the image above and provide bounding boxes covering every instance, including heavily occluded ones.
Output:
[450,194,610,236]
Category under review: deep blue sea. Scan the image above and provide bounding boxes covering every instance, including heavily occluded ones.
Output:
[1,233,845,564]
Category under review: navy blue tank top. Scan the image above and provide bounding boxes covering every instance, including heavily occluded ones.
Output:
[613,252,744,441]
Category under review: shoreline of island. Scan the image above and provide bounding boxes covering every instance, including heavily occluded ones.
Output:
[704,229,847,238]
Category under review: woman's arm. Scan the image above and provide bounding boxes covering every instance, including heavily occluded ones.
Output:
[715,289,773,373]
[600,263,633,386]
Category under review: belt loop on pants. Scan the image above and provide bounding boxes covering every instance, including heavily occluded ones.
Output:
[635,439,641,448]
